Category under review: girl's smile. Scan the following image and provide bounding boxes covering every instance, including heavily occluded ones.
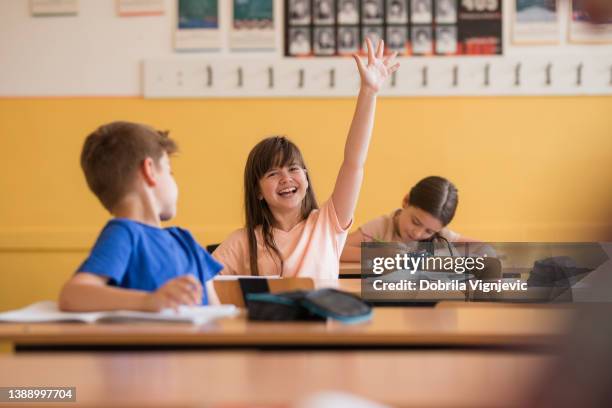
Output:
[259,164,308,212]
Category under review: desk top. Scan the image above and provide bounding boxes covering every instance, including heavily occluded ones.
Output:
[0,350,552,407]
[0,304,573,349]
[340,262,361,276]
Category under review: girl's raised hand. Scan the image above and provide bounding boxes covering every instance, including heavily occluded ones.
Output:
[352,38,400,93]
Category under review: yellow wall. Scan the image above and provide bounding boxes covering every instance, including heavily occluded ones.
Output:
[1,96,611,311]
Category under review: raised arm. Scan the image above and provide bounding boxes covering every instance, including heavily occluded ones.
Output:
[331,39,399,228]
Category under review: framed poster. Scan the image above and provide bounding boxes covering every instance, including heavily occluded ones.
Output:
[338,26,359,54]
[363,0,384,24]
[283,0,503,57]
[230,0,275,50]
[387,0,409,23]
[411,25,433,55]
[288,27,312,55]
[569,0,612,44]
[314,26,336,55]
[512,0,559,45]
[436,0,457,23]
[457,0,503,55]
[436,25,458,54]
[338,0,359,24]
[175,0,220,51]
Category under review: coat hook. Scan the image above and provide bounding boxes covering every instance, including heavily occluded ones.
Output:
[514,63,521,87]
[484,63,490,87]
[298,69,305,88]
[206,65,212,87]
[268,66,274,89]
[237,67,243,88]
[452,65,459,87]
[329,68,335,88]
[421,66,428,87]
[391,71,397,87]
[576,63,583,87]
[545,63,552,86]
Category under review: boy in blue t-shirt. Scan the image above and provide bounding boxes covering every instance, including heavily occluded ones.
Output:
[59,121,222,312]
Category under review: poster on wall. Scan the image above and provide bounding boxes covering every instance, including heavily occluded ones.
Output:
[569,0,612,43]
[175,0,221,51]
[230,0,275,50]
[117,0,165,16]
[30,0,78,16]
[283,0,502,57]
[457,0,503,54]
[434,0,458,55]
[286,0,312,56]
[512,0,559,44]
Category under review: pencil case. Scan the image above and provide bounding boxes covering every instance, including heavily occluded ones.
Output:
[246,288,372,324]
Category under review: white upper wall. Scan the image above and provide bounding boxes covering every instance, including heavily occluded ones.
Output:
[1,0,611,96]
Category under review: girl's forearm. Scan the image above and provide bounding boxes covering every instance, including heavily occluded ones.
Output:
[331,87,378,227]
[343,87,377,168]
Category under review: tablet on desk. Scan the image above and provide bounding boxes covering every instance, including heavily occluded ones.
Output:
[213,276,315,307]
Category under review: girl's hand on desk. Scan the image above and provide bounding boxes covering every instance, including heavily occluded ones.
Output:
[145,275,203,312]
[352,38,399,94]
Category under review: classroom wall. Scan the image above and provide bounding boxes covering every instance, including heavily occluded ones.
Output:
[1,96,611,311]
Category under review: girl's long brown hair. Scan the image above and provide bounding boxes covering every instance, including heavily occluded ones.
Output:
[244,136,318,276]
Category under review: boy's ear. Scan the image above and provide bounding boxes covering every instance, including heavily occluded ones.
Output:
[401,194,409,208]
[141,157,157,187]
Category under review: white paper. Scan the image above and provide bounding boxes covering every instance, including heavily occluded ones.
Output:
[0,301,238,325]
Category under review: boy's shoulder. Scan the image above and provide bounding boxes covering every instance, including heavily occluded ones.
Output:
[100,219,192,243]
[97,220,208,257]
[103,218,160,236]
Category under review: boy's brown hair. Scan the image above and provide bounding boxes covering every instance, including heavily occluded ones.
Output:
[81,121,178,212]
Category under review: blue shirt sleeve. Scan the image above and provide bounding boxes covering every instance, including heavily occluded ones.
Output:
[77,222,133,285]
[199,247,223,282]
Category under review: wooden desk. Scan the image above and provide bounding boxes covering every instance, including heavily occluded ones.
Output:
[0,350,553,407]
[0,305,573,351]
[340,262,361,277]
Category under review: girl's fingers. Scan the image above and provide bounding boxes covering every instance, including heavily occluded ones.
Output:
[388,63,400,73]
[384,51,398,65]
[376,40,384,59]
[352,54,366,74]
[366,38,374,65]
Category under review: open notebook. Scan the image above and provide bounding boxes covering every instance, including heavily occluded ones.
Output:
[0,301,238,325]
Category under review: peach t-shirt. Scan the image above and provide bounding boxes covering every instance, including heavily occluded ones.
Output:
[360,209,460,243]
[212,199,350,279]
